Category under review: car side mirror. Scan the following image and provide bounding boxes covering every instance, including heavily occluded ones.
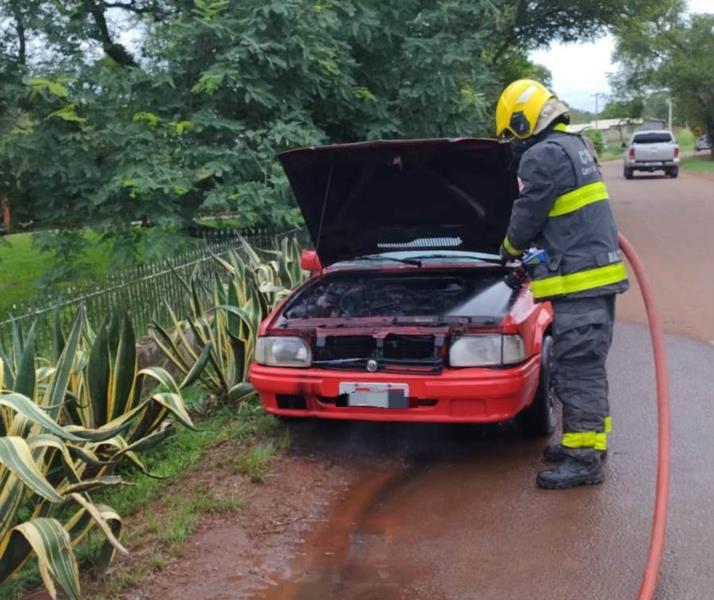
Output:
[300,249,322,273]
[621,142,627,149]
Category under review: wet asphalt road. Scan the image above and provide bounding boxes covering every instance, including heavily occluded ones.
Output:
[255,161,714,600]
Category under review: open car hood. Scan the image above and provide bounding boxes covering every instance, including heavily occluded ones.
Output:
[278,138,518,266]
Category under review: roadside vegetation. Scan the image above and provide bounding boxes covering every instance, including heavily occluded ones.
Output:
[676,128,696,152]
[608,2,714,160]
[0,238,305,600]
[4,397,286,599]
[681,155,714,174]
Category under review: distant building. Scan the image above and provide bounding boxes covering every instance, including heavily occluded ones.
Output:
[640,119,667,130]
[566,118,644,144]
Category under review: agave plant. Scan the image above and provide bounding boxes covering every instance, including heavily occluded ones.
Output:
[0,311,126,599]
[150,236,306,404]
[64,311,196,476]
[149,268,260,404]
[238,235,306,308]
[0,308,196,599]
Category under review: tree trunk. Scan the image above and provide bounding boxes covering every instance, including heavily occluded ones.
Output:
[82,0,137,67]
[9,0,26,65]
[1,195,11,234]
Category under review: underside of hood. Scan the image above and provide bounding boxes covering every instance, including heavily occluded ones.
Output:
[278,138,518,266]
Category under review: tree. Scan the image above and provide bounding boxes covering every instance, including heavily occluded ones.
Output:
[0,0,675,271]
[612,1,714,156]
[599,97,645,119]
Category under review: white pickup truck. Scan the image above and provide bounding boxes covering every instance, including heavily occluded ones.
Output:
[623,130,680,179]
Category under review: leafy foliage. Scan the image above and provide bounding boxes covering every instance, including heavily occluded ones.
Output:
[0,0,664,265]
[0,313,125,599]
[582,129,605,155]
[611,1,714,153]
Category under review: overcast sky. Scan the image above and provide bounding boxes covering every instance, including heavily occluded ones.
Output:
[529,0,714,111]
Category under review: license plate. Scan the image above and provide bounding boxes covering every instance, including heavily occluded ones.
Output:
[643,161,662,166]
[339,382,409,408]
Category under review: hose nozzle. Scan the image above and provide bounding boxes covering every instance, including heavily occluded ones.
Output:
[504,248,547,290]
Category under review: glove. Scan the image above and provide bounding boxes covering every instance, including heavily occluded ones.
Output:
[499,243,521,265]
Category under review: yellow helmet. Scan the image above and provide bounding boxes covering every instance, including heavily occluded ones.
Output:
[496,79,555,141]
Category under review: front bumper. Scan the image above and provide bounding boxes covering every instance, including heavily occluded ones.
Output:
[249,356,541,423]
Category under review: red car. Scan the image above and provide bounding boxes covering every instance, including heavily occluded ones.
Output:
[249,138,555,434]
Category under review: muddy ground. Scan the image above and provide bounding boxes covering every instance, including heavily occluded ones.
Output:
[26,161,711,600]
[127,450,362,600]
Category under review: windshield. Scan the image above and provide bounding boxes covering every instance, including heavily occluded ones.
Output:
[632,132,673,144]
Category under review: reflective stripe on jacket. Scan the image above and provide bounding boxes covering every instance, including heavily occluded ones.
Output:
[504,128,629,302]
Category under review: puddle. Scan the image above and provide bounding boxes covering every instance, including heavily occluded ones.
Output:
[256,465,421,600]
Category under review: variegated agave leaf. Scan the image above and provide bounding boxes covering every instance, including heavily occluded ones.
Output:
[0,517,81,600]
[65,501,124,575]
[0,436,65,503]
[66,493,127,557]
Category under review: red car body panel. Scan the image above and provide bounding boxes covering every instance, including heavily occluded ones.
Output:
[251,356,540,423]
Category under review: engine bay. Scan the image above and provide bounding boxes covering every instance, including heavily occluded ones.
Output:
[282,268,515,321]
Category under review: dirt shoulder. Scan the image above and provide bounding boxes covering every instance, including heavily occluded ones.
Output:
[18,411,363,600]
[127,451,358,600]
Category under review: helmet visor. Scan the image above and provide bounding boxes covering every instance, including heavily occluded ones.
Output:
[509,111,531,138]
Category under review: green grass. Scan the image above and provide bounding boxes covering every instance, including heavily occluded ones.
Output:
[0,231,112,317]
[233,441,278,482]
[0,228,204,320]
[676,128,696,151]
[681,154,714,174]
[159,492,243,548]
[196,216,242,229]
[98,404,239,516]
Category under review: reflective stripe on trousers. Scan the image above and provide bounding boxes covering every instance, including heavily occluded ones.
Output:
[530,262,628,300]
[562,416,612,452]
[562,431,608,451]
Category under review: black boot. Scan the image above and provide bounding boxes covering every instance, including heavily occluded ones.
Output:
[542,444,608,463]
[536,455,604,489]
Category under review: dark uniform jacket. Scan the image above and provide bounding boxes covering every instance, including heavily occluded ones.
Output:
[504,128,629,302]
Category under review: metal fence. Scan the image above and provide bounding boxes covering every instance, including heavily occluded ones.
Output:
[0,229,307,354]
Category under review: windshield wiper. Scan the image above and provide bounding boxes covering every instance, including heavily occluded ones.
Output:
[350,256,423,267]
[413,254,502,265]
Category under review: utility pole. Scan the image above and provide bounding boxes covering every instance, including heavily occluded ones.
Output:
[593,93,606,131]
[667,96,673,131]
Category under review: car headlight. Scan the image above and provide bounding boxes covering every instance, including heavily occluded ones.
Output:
[255,336,312,368]
[449,335,525,367]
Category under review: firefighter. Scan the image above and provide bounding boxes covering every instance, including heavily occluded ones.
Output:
[495,79,629,489]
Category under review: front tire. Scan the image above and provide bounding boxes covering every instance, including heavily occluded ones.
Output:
[517,335,557,436]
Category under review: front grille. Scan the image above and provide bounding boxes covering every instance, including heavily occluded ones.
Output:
[383,334,435,360]
[314,336,376,361]
[312,333,441,372]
